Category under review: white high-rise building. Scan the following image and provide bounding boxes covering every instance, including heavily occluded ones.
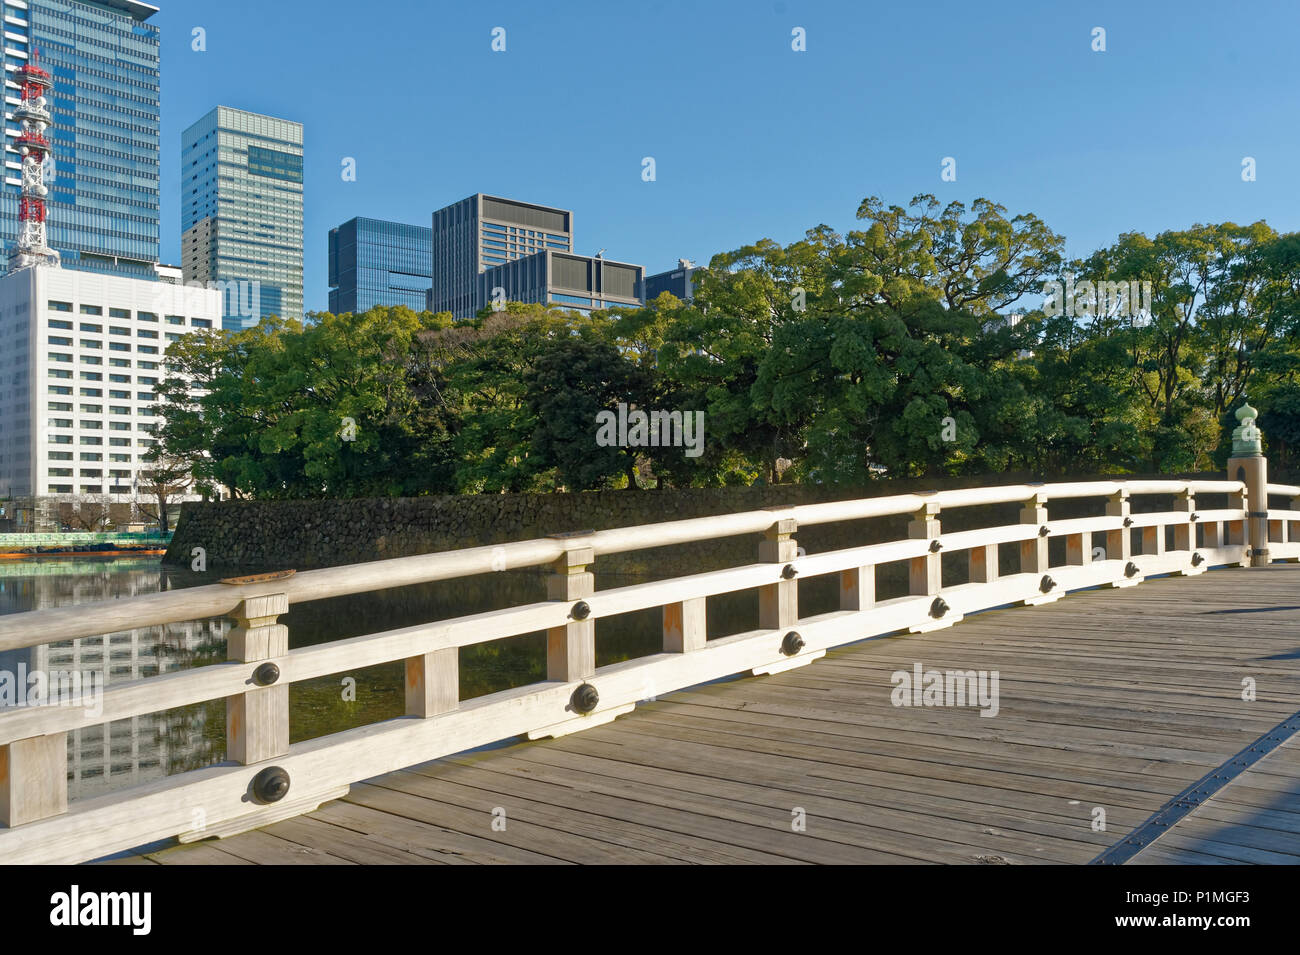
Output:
[0,266,221,527]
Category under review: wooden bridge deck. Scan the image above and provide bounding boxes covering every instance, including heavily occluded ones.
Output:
[116,563,1300,865]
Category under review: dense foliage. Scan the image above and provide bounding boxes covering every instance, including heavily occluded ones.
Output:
[156,195,1300,498]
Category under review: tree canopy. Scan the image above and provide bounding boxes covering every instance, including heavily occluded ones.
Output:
[155,196,1300,497]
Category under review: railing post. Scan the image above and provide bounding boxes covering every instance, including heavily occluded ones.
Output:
[663,597,706,653]
[1104,487,1138,586]
[908,501,942,595]
[1289,495,1300,555]
[546,545,596,681]
[1173,488,1195,553]
[0,732,67,828]
[1019,492,1048,575]
[1227,402,1270,567]
[909,500,961,629]
[758,518,798,630]
[226,593,289,764]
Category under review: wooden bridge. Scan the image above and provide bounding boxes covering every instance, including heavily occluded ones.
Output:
[2,453,1299,865]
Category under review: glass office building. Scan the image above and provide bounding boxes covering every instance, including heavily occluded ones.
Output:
[430,194,573,319]
[181,106,303,330]
[328,216,431,314]
[1,0,161,279]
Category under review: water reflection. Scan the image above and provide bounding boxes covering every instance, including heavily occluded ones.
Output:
[0,556,841,802]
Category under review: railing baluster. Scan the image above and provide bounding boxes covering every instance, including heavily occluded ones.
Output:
[0,732,67,827]
[969,543,998,583]
[839,565,875,611]
[405,648,458,717]
[663,597,706,652]
[546,545,595,682]
[226,593,289,764]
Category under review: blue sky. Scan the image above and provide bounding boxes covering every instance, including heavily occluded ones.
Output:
[155,0,1300,313]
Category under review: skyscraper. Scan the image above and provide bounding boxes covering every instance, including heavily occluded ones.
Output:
[328,217,431,314]
[1,0,161,278]
[429,193,642,318]
[430,194,573,318]
[181,106,303,330]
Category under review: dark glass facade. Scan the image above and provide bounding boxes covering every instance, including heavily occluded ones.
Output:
[1,0,161,279]
[328,217,431,314]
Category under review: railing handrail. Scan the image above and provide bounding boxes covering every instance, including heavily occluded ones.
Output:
[0,477,1248,651]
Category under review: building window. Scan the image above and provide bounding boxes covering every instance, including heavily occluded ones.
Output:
[138,312,158,323]
[48,301,72,312]
[80,323,102,333]
[109,308,131,319]
[81,305,103,316]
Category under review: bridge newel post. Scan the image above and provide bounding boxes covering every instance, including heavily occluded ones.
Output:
[546,545,596,681]
[1227,401,1269,567]
[907,501,942,595]
[759,518,798,629]
[1019,492,1048,575]
[226,593,290,764]
[0,732,68,828]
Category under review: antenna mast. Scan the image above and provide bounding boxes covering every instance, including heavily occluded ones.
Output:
[10,48,59,270]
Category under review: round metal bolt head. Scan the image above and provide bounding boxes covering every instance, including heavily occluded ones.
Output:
[929,540,942,553]
[781,564,798,580]
[251,766,290,804]
[570,600,591,620]
[930,597,949,618]
[1040,575,1056,593]
[571,682,599,714]
[253,662,280,686]
[781,631,804,656]
[1125,561,1140,578]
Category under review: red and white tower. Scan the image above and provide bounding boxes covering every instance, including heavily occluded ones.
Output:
[10,49,60,270]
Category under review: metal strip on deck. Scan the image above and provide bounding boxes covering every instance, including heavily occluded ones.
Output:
[1090,708,1300,865]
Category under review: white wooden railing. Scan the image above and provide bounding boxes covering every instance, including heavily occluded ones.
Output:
[2,475,1298,864]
